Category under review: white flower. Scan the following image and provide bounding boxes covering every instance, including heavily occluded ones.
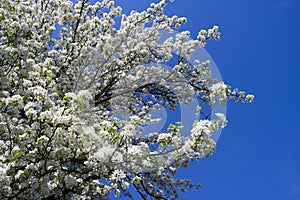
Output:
[64,175,77,188]
[191,120,213,137]
[15,170,24,179]
[130,115,140,121]
[246,94,255,102]
[210,82,227,94]
[215,113,228,128]
[209,82,228,105]
[47,180,58,190]
[77,90,92,100]
[121,124,136,137]
[213,25,219,31]
[111,169,126,181]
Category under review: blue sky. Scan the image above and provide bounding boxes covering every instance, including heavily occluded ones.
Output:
[115,0,300,199]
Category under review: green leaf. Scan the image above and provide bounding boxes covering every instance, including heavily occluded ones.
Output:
[11,151,24,162]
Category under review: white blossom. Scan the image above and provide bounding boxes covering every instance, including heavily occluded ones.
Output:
[215,112,228,128]
[0,0,253,199]
[209,82,228,105]
[246,94,255,102]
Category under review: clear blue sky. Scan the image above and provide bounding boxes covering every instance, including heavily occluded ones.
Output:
[116,0,300,199]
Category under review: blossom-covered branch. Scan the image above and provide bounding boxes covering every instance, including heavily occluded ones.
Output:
[0,0,253,199]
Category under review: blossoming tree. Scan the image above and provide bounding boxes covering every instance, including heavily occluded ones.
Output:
[0,0,254,199]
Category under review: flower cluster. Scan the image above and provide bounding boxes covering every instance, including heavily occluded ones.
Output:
[0,0,253,199]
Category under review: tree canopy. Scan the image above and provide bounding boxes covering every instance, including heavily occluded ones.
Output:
[0,0,253,199]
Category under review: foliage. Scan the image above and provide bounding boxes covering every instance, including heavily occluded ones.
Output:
[0,0,253,199]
